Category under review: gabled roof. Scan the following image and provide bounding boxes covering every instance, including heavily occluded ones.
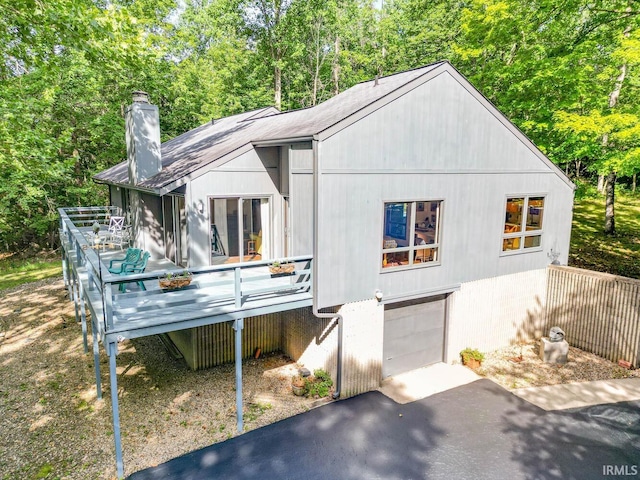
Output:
[93,107,278,189]
[248,62,445,142]
[94,61,574,192]
[94,63,445,191]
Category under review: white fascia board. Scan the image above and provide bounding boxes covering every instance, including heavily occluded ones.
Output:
[94,178,158,195]
[252,136,314,147]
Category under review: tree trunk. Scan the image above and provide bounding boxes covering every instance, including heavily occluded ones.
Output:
[633,172,637,193]
[332,35,340,96]
[311,19,322,107]
[274,64,281,110]
[597,174,606,193]
[600,21,629,225]
[604,171,616,234]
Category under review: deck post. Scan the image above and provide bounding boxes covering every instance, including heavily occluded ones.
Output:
[80,291,89,353]
[72,270,81,325]
[234,267,242,308]
[108,341,124,479]
[104,282,114,331]
[79,280,89,353]
[66,231,75,296]
[92,317,102,399]
[233,318,244,432]
[61,246,69,291]
[65,228,74,296]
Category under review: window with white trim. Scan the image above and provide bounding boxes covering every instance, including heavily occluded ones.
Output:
[502,196,545,252]
[382,200,442,269]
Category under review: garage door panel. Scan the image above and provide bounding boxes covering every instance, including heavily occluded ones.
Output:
[383,295,446,378]
[384,328,444,355]
[384,322,444,342]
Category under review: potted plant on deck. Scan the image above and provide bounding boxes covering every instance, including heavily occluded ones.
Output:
[460,348,485,370]
[159,270,193,290]
[269,260,295,275]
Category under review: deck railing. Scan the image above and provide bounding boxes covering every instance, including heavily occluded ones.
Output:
[61,206,123,227]
[100,257,313,338]
[59,207,313,344]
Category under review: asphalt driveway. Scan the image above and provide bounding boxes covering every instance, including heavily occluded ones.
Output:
[128,379,640,480]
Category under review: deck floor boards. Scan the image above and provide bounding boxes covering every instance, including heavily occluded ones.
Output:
[61,222,313,343]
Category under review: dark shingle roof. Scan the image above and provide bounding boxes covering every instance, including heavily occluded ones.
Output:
[94,63,445,191]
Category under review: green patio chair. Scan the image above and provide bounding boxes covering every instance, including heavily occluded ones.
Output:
[108,248,142,274]
[117,251,150,292]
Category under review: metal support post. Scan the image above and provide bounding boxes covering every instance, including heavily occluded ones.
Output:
[233,318,244,432]
[72,272,81,324]
[79,281,88,353]
[108,342,124,479]
[92,318,102,399]
[62,253,69,291]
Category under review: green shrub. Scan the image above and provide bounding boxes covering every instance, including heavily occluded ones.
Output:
[460,348,484,363]
[304,369,333,398]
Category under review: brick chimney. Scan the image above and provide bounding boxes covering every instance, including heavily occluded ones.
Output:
[125,91,161,185]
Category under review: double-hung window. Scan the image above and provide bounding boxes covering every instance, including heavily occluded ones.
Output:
[382,200,442,269]
[502,196,545,252]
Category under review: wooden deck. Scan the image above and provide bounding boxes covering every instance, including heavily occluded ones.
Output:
[59,207,313,345]
[59,197,315,479]
[107,266,313,341]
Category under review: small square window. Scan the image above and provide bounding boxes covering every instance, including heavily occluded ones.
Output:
[502,196,545,253]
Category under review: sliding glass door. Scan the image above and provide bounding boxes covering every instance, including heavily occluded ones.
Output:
[210,197,269,264]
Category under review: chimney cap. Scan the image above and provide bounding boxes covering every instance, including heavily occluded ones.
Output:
[132,91,150,103]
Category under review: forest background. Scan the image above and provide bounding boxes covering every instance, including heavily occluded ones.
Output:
[2,0,640,253]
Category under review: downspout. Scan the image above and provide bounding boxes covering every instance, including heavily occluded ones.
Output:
[311,138,343,399]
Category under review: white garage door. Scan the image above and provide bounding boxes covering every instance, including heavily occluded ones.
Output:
[383,295,446,378]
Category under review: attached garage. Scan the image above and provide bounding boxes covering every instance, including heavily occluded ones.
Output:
[383,295,447,378]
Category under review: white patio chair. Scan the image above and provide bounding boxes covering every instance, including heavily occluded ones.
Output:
[103,216,127,250]
[107,226,131,250]
[107,216,125,234]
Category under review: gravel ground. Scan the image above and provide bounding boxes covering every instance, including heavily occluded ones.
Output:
[2,278,638,479]
[0,278,320,480]
[476,342,640,391]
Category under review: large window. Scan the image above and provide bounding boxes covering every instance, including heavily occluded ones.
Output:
[209,197,269,264]
[382,200,442,269]
[502,196,545,252]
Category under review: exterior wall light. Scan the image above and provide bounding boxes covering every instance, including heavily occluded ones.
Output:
[375,290,383,302]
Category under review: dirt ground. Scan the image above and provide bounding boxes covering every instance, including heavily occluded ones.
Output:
[2,277,638,479]
[0,278,319,479]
